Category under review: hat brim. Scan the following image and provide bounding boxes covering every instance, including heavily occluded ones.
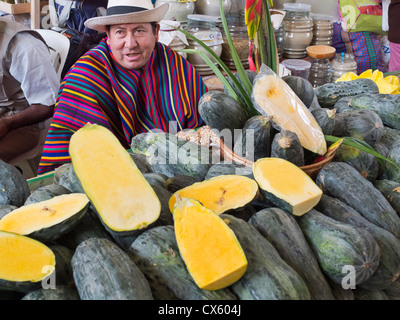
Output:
[84,3,169,33]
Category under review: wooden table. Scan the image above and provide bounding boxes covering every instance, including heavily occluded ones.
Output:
[30,0,41,29]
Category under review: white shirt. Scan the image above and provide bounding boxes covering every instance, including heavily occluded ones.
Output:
[3,31,60,111]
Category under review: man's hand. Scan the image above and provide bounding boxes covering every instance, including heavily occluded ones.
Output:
[0,104,54,139]
[0,117,12,140]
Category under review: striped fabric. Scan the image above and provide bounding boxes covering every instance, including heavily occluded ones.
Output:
[332,22,386,74]
[38,38,206,174]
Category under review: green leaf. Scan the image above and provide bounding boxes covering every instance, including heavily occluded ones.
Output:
[179,48,241,102]
[219,0,253,95]
[325,135,400,170]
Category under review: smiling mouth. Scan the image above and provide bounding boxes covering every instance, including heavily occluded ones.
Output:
[126,52,140,58]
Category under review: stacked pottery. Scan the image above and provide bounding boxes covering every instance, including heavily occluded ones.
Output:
[185,14,224,76]
[282,3,314,59]
[311,14,333,46]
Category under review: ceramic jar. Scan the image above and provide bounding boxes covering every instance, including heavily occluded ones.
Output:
[308,57,332,87]
[195,0,232,16]
[282,3,314,59]
[272,0,296,9]
[331,53,358,82]
[220,2,249,69]
[155,0,195,23]
[311,14,333,46]
[185,14,223,75]
[158,20,188,59]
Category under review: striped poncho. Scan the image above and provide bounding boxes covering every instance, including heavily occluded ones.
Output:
[38,38,206,175]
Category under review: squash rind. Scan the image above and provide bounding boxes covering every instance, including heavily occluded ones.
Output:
[248,208,335,300]
[0,231,55,292]
[72,238,153,300]
[168,174,259,214]
[252,70,326,155]
[298,209,381,286]
[221,214,312,300]
[173,197,247,290]
[253,158,322,216]
[0,193,90,242]
[69,124,161,236]
[127,225,237,300]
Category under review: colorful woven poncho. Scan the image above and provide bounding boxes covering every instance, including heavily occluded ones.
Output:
[38,38,206,175]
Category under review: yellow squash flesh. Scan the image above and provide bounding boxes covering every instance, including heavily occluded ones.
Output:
[0,193,89,235]
[168,175,259,214]
[173,197,247,290]
[0,231,55,282]
[253,74,327,155]
[69,123,161,234]
[253,158,322,216]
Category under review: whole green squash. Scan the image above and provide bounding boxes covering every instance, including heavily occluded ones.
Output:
[297,209,380,286]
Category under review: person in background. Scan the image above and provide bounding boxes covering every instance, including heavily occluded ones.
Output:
[388,0,400,72]
[0,17,60,171]
[38,0,207,175]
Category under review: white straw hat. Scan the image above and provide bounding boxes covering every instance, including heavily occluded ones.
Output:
[84,0,169,33]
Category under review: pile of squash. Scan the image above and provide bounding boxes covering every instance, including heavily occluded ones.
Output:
[1,67,400,300]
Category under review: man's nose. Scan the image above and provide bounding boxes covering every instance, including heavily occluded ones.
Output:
[125,33,137,48]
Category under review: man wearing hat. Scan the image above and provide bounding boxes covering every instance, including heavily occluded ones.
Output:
[38,0,207,174]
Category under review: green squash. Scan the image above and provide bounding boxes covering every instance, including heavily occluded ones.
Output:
[198,91,249,135]
[383,279,400,300]
[333,109,384,146]
[353,288,389,300]
[127,225,237,300]
[56,208,113,251]
[164,175,201,193]
[311,108,336,135]
[333,96,354,113]
[24,183,71,205]
[205,161,253,180]
[0,231,56,293]
[233,115,273,161]
[248,207,334,300]
[21,286,80,300]
[350,93,400,130]
[220,214,311,300]
[72,238,153,300]
[297,209,380,286]
[379,126,400,152]
[316,194,400,290]
[374,179,400,215]
[315,78,379,108]
[316,162,400,239]
[0,193,90,243]
[282,75,320,111]
[270,130,305,166]
[381,144,400,184]
[131,131,212,180]
[0,160,30,207]
[333,144,380,183]
[49,245,75,287]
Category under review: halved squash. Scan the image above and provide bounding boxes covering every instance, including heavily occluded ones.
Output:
[0,193,90,242]
[168,174,259,214]
[253,158,322,216]
[173,196,247,290]
[0,231,55,292]
[252,72,327,155]
[69,123,161,235]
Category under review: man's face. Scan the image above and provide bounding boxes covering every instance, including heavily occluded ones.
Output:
[106,23,159,70]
